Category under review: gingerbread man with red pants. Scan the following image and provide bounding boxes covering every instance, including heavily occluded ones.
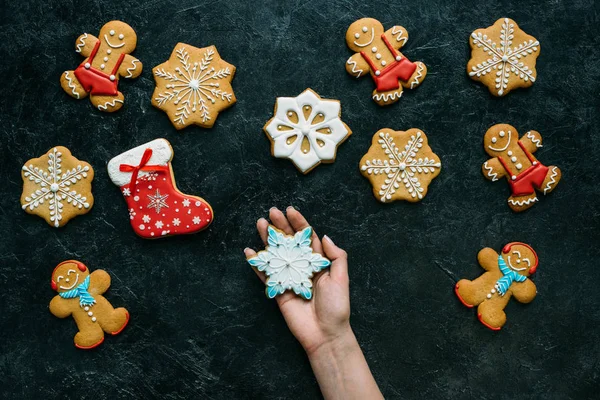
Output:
[60,21,142,112]
[49,260,129,349]
[482,124,561,212]
[345,18,427,106]
[455,243,538,330]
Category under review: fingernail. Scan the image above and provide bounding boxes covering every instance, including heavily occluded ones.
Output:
[323,235,334,245]
[243,247,250,252]
[286,206,295,211]
[269,206,279,212]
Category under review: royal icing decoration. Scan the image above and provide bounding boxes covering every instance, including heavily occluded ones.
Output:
[21,147,93,227]
[107,139,213,238]
[263,89,352,174]
[247,226,331,300]
[152,43,236,129]
[468,18,540,96]
[360,129,441,202]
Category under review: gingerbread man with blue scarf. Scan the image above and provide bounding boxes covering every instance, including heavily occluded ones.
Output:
[455,243,538,330]
[49,260,129,349]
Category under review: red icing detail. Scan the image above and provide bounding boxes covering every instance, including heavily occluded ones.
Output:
[498,141,549,196]
[454,283,474,308]
[75,336,105,350]
[502,242,539,274]
[477,313,501,331]
[111,311,130,335]
[73,40,125,96]
[51,280,58,291]
[118,163,213,239]
[119,148,154,193]
[76,261,87,272]
[360,34,417,92]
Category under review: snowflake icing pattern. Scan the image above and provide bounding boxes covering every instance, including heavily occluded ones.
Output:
[469,18,539,96]
[154,46,234,126]
[147,189,169,213]
[21,147,91,227]
[361,131,441,202]
[247,226,331,300]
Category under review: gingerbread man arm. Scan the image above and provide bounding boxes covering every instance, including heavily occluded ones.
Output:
[49,296,72,318]
[74,33,98,57]
[384,26,409,50]
[89,269,111,296]
[511,279,537,303]
[477,248,499,271]
[118,55,143,79]
[345,53,370,79]
[520,130,543,154]
[482,158,506,182]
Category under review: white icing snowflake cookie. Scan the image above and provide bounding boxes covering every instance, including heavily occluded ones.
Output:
[21,146,94,227]
[263,89,352,174]
[152,43,236,129]
[360,128,441,203]
[467,18,540,96]
[247,225,331,300]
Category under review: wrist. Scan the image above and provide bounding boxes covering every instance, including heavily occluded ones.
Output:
[305,324,358,360]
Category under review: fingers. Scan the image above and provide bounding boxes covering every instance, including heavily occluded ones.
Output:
[286,206,323,254]
[244,247,266,283]
[256,217,269,245]
[322,235,349,282]
[269,207,294,235]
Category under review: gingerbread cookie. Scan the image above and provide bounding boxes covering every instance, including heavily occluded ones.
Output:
[263,88,352,174]
[60,21,143,112]
[108,139,214,238]
[152,43,236,129]
[467,18,540,96]
[21,146,94,227]
[455,243,538,330]
[247,225,330,299]
[49,260,129,349]
[482,124,561,212]
[360,128,441,202]
[345,18,427,105]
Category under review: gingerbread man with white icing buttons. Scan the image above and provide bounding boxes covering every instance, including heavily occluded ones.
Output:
[60,21,143,112]
[482,124,561,212]
[345,18,427,106]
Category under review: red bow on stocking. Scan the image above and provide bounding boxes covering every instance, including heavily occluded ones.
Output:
[119,148,156,193]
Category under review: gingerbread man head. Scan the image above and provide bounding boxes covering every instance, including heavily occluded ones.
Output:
[484,124,523,159]
[97,21,137,55]
[51,260,90,293]
[345,18,385,52]
[501,242,538,277]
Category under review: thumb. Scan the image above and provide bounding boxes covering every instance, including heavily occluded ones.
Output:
[322,235,348,282]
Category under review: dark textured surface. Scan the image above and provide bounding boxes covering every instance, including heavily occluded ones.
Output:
[1,0,599,399]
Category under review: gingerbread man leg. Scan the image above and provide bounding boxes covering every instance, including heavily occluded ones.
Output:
[372,87,404,105]
[60,71,88,100]
[455,279,488,307]
[90,92,125,113]
[507,192,538,212]
[402,61,427,90]
[540,166,561,195]
[93,297,129,334]
[477,297,508,330]
[74,322,105,349]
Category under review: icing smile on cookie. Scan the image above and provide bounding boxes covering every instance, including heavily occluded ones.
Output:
[104,34,125,48]
[353,27,375,47]
[57,269,80,290]
[488,130,512,152]
[507,250,530,272]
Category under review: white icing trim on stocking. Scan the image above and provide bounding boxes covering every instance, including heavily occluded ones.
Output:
[108,138,173,186]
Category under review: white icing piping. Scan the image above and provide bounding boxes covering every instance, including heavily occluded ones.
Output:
[104,34,125,48]
[410,62,424,89]
[354,27,375,47]
[97,99,124,111]
[483,161,498,181]
[64,71,79,99]
[372,91,402,102]
[76,33,88,53]
[125,59,139,78]
[508,197,538,206]
[391,26,407,45]
[488,130,512,151]
[507,256,526,272]
[526,132,543,148]
[346,59,363,78]
[543,166,558,194]
[59,273,79,290]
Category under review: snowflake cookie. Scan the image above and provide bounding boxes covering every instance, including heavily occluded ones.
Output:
[360,128,441,203]
[152,43,236,129]
[247,226,331,300]
[263,88,352,174]
[467,18,540,96]
[21,146,94,227]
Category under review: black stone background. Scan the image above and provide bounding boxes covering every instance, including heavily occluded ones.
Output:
[1,0,599,398]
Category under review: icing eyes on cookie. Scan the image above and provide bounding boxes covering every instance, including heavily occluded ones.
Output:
[109,30,115,36]
[354,33,360,38]
[362,26,368,32]
[118,33,124,40]
[491,137,497,143]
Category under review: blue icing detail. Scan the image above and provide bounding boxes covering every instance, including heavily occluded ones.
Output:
[495,255,527,295]
[294,227,312,247]
[58,275,96,307]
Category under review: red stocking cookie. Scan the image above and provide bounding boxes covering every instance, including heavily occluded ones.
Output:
[107,139,213,238]
[49,260,129,349]
[455,243,538,330]
[345,18,427,106]
[60,21,143,112]
[482,124,561,212]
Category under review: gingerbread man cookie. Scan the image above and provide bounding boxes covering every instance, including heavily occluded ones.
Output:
[467,18,540,96]
[60,21,143,112]
[482,124,561,212]
[152,43,236,129]
[455,243,538,330]
[345,18,427,106]
[49,261,129,349]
